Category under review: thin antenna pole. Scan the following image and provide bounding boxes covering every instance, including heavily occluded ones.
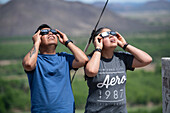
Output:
[71,0,109,83]
[84,0,109,52]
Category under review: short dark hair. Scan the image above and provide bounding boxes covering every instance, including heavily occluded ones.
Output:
[34,24,51,34]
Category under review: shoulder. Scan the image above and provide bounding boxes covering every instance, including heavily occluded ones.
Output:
[58,52,75,62]
[114,51,132,57]
[114,51,134,62]
[58,52,73,56]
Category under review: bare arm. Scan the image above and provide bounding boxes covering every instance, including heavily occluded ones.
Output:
[22,30,41,71]
[125,45,152,68]
[85,36,103,77]
[56,30,88,69]
[116,32,152,68]
[67,42,89,68]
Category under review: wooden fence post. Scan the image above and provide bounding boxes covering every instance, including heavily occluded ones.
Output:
[162,57,170,113]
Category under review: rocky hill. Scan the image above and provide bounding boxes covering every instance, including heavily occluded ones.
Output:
[0,0,166,37]
[95,0,170,12]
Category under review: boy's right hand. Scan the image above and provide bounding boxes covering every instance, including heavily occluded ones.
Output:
[32,30,41,44]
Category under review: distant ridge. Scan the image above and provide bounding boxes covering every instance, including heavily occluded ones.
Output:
[0,0,167,37]
[94,0,170,12]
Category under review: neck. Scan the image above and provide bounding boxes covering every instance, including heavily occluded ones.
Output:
[40,45,56,54]
[101,48,115,59]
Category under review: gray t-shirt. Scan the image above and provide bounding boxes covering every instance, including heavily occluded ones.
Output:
[85,52,134,113]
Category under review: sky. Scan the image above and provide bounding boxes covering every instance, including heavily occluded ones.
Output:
[66,0,158,3]
[0,0,9,4]
[0,0,160,4]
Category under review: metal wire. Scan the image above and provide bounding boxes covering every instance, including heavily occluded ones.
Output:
[71,0,109,84]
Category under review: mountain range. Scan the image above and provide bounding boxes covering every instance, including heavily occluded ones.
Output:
[0,0,168,37]
[94,0,170,12]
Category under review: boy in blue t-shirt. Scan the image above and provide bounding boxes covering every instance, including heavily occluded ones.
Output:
[22,24,88,113]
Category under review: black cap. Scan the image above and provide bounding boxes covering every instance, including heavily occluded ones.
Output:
[34,24,51,34]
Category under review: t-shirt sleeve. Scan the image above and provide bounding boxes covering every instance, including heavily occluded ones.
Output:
[62,52,75,70]
[121,52,135,71]
[24,67,35,76]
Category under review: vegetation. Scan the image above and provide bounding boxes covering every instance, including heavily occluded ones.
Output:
[0,62,25,76]
[0,78,30,113]
[0,32,168,112]
[0,66,162,113]
[0,31,169,61]
[72,68,162,109]
[119,10,170,27]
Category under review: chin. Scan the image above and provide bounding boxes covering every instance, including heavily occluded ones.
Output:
[48,40,58,44]
[49,43,58,46]
[111,43,117,47]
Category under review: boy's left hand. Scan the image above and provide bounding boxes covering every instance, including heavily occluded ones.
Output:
[55,29,69,45]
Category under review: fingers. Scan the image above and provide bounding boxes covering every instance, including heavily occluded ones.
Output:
[98,35,102,41]
[33,30,42,39]
[115,31,122,39]
[115,31,125,41]
[33,30,41,37]
[55,29,63,41]
[32,30,41,44]
[94,35,103,49]
[55,29,61,38]
[55,29,68,44]
[95,35,102,43]
[115,31,127,48]
[37,30,41,34]
[56,29,62,35]
[38,30,42,37]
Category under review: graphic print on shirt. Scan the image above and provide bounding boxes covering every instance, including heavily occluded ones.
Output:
[96,68,126,105]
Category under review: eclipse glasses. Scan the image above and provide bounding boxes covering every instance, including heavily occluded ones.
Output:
[100,31,117,38]
[40,29,58,36]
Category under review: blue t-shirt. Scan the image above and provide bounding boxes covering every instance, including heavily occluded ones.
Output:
[26,52,75,113]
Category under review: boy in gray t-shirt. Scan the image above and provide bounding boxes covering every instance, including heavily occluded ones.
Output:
[84,27,152,113]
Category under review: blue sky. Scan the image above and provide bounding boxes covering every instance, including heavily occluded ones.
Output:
[0,0,9,4]
[0,0,158,4]
[66,0,157,3]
